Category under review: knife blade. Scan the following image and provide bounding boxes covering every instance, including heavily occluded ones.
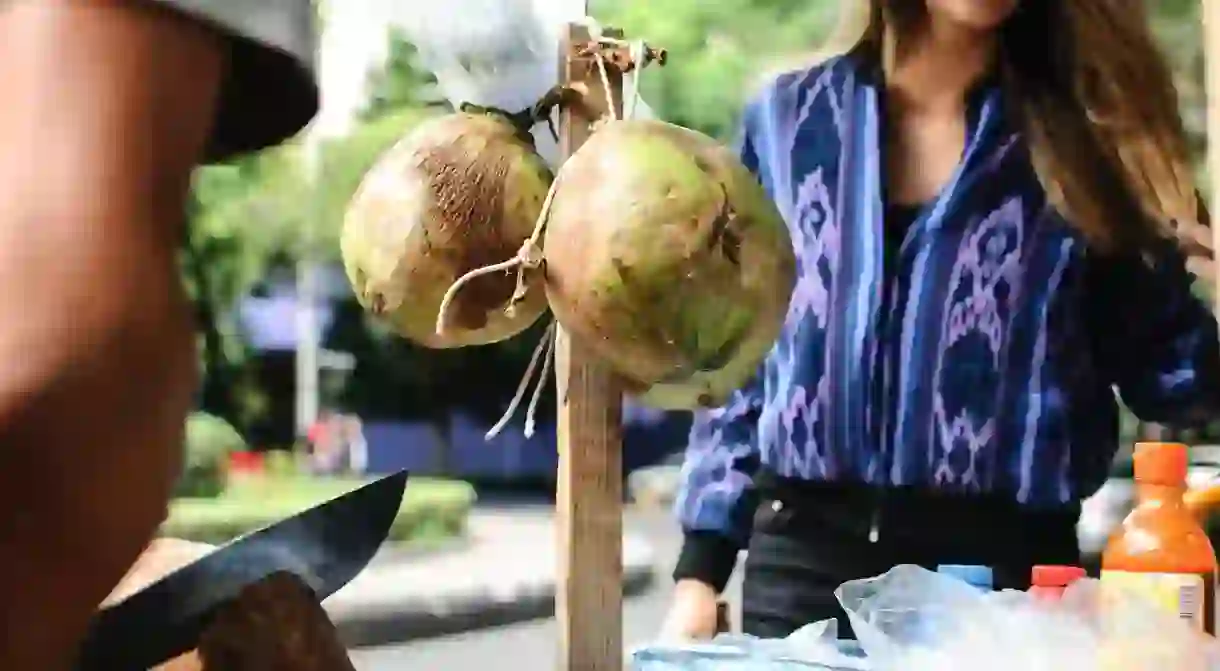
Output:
[73,469,409,670]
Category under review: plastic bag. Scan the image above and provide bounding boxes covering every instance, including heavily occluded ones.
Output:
[632,565,1220,671]
[838,564,1220,671]
[629,620,869,671]
[394,0,655,166]
[396,0,571,111]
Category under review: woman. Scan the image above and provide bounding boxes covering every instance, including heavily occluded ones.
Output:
[663,0,1220,640]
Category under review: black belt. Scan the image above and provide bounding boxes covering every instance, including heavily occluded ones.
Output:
[752,470,1081,555]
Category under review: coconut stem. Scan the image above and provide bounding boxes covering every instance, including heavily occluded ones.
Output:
[458,85,580,145]
[485,320,556,440]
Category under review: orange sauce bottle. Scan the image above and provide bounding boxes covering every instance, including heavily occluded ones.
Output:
[1101,442,1217,634]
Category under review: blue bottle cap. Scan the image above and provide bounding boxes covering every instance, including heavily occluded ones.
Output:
[936,564,994,589]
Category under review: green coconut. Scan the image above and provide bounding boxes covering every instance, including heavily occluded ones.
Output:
[341,111,553,348]
[542,119,796,409]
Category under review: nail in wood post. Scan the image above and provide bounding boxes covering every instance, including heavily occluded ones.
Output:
[555,20,625,671]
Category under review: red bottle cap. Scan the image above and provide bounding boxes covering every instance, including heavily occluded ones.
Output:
[1133,442,1188,485]
[1031,565,1087,587]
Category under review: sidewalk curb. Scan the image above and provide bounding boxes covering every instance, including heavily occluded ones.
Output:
[368,536,473,566]
[330,552,657,648]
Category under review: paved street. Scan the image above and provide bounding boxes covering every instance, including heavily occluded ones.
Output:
[350,507,717,670]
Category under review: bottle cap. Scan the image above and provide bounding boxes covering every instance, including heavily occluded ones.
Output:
[936,564,993,588]
[1133,442,1188,485]
[1031,565,1086,587]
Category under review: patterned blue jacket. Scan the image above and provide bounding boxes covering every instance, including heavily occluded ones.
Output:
[674,54,1220,572]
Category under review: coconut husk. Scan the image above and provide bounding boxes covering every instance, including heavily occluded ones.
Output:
[542,119,795,409]
[103,539,355,670]
[197,571,355,671]
[341,111,552,348]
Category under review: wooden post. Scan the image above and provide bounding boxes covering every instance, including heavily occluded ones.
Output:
[1206,0,1220,307]
[554,21,626,671]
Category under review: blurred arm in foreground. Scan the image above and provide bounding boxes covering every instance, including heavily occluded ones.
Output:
[0,1,315,668]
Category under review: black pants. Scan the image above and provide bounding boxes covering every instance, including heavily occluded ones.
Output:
[741,472,1081,639]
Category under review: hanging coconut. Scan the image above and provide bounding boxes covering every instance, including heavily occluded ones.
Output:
[340,110,553,348]
[542,119,796,410]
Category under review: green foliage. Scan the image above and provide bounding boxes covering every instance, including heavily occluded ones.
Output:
[594,0,840,139]
[162,476,475,544]
[361,29,445,123]
[1148,1,1204,156]
[263,449,303,478]
[177,412,249,498]
[185,149,311,424]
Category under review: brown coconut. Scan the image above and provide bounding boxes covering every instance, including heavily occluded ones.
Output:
[542,119,795,409]
[103,540,356,670]
[197,572,356,671]
[341,111,553,348]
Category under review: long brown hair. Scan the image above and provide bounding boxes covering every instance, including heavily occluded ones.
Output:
[824,0,1201,254]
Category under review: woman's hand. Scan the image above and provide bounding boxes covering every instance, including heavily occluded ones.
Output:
[659,579,722,642]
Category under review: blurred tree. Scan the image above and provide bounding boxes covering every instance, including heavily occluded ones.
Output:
[1149,0,1204,159]
[594,0,840,139]
[361,28,445,123]
[177,412,248,498]
[184,151,307,424]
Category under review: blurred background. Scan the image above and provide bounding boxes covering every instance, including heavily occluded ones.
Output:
[180,0,1211,490]
[162,0,1220,666]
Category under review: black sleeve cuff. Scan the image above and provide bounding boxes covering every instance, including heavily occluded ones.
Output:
[673,530,743,593]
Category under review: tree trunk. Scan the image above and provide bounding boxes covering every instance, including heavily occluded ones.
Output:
[184,243,236,419]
